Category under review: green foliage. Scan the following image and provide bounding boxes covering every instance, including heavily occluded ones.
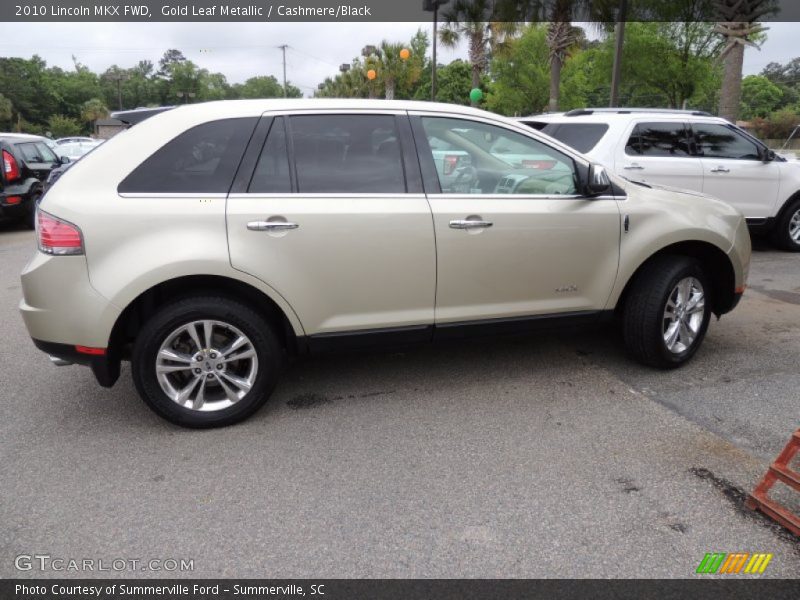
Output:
[47,114,82,137]
[0,93,12,126]
[751,108,800,140]
[413,60,491,106]
[231,75,301,99]
[81,98,108,124]
[740,75,783,119]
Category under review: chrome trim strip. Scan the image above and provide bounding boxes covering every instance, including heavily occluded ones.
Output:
[118,193,227,199]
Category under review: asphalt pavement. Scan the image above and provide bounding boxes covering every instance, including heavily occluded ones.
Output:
[1,224,798,578]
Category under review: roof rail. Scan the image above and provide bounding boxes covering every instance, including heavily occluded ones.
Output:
[564,108,712,117]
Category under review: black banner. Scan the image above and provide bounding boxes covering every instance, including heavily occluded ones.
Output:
[2,0,800,23]
[3,579,800,600]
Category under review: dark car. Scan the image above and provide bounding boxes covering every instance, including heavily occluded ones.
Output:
[1,133,69,228]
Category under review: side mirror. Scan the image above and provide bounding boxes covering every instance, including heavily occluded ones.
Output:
[763,148,776,162]
[59,155,71,165]
[586,163,611,196]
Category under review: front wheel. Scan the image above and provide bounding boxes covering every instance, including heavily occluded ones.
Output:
[622,256,711,368]
[132,296,282,428]
[772,198,800,252]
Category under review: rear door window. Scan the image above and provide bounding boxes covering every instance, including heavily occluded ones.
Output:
[289,114,406,193]
[540,123,609,154]
[625,122,691,157]
[118,117,258,194]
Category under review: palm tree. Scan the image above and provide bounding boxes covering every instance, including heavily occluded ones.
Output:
[80,98,109,131]
[545,0,583,112]
[713,0,774,121]
[439,0,516,106]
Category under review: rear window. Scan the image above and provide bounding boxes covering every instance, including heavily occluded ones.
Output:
[118,118,257,194]
[540,123,609,154]
[625,122,691,157]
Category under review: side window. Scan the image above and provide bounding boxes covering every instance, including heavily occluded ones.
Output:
[541,123,609,153]
[289,114,405,193]
[248,117,291,193]
[420,116,577,195]
[625,122,690,157]
[118,118,258,194]
[693,123,760,160]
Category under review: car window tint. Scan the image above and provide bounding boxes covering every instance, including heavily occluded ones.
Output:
[118,118,258,194]
[18,142,56,163]
[693,123,760,160]
[625,122,690,157]
[289,114,405,193]
[249,117,291,193]
[420,116,577,195]
[541,123,609,153]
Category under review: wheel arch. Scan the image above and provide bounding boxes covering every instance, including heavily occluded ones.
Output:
[108,274,303,359]
[614,241,737,317]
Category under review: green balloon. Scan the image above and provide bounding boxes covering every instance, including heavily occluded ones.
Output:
[469,88,483,103]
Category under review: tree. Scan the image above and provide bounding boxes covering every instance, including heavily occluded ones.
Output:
[740,75,783,119]
[157,49,187,78]
[439,0,516,105]
[47,115,82,138]
[377,41,422,100]
[713,0,775,121]
[414,59,490,105]
[0,93,13,127]
[232,75,300,99]
[80,98,108,128]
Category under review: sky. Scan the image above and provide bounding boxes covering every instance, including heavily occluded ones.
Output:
[0,21,797,95]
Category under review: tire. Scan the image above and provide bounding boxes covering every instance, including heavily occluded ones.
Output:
[132,296,282,428]
[622,256,712,369]
[25,190,42,230]
[772,198,800,252]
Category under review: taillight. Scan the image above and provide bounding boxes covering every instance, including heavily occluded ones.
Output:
[2,149,20,182]
[36,210,84,256]
[443,154,460,176]
[522,159,557,170]
[5,196,21,205]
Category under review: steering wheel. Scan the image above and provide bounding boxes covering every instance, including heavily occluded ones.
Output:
[451,165,479,193]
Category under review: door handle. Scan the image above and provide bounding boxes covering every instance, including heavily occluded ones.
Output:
[710,166,730,173]
[247,221,299,231]
[449,219,493,230]
[623,163,644,170]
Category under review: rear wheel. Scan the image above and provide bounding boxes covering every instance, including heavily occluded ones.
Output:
[25,189,42,230]
[622,256,711,368]
[132,296,282,428]
[772,198,800,252]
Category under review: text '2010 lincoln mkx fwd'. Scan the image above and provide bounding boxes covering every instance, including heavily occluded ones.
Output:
[20,100,751,427]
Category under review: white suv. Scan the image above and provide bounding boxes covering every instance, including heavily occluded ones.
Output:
[21,100,750,427]
[519,109,800,251]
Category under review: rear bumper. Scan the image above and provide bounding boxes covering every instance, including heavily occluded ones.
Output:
[32,339,120,387]
[0,188,33,220]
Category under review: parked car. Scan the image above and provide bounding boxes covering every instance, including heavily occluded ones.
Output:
[21,99,751,427]
[54,139,103,161]
[518,108,800,251]
[1,133,69,228]
[55,136,97,145]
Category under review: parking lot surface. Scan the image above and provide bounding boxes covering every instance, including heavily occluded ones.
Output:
[1,225,798,578]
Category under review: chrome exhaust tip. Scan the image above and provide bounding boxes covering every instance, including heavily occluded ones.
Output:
[48,355,73,367]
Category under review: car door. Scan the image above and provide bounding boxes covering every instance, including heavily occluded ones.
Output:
[226,112,436,340]
[615,121,704,192]
[691,122,781,219]
[409,113,621,328]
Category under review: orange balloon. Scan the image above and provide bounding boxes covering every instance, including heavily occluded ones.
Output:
[399,48,410,60]
[366,69,377,80]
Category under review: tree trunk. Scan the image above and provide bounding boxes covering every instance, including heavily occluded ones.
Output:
[385,78,395,100]
[548,55,562,112]
[719,40,745,122]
